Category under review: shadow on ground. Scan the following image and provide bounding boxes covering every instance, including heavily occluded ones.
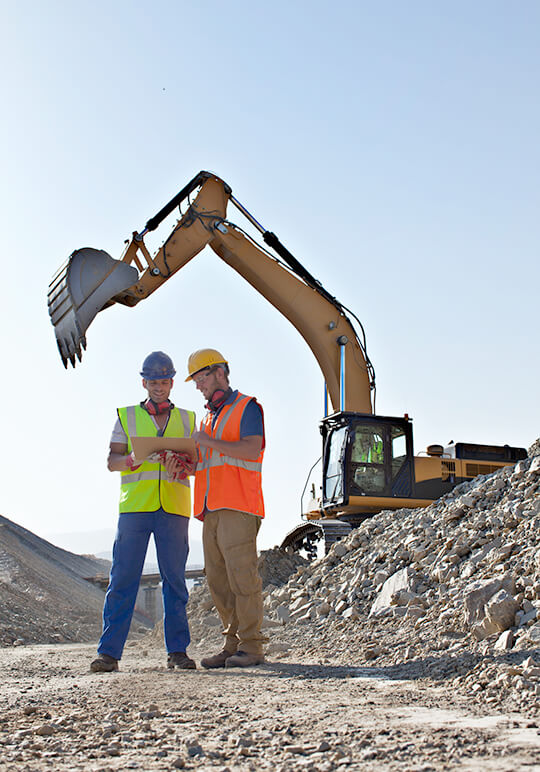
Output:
[196,646,539,682]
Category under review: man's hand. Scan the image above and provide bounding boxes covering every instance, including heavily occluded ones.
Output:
[108,443,142,472]
[161,450,195,480]
[192,430,212,447]
[127,451,142,470]
[192,432,263,461]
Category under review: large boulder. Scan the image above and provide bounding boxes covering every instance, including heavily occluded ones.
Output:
[464,578,518,640]
[369,567,416,618]
[485,589,520,632]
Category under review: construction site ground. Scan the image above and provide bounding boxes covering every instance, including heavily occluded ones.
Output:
[1,443,539,770]
[1,635,539,772]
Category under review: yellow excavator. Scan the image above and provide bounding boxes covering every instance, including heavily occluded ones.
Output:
[47,171,526,556]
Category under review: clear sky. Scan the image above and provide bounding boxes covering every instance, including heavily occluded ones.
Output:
[1,1,538,555]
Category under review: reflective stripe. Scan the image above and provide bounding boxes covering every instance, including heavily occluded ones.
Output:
[123,470,190,487]
[196,450,209,472]
[196,402,237,474]
[126,405,138,436]
[123,470,161,482]
[198,455,262,473]
[215,404,236,440]
[178,407,192,438]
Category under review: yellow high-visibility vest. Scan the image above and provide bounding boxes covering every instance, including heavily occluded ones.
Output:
[118,405,195,516]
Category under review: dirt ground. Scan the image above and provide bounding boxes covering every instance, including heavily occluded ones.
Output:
[1,638,539,772]
[1,448,539,770]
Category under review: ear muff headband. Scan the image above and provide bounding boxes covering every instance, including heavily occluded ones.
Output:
[141,398,174,415]
[205,387,232,412]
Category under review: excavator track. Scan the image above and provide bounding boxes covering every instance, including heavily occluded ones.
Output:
[280,519,352,559]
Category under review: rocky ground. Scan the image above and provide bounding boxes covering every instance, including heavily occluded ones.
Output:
[0,638,539,771]
[0,442,539,770]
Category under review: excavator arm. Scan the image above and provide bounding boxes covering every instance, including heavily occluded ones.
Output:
[48,171,374,414]
[48,170,527,553]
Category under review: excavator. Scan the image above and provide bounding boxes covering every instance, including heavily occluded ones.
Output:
[47,171,526,557]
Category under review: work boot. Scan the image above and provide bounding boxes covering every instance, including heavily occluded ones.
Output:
[90,654,119,673]
[167,651,196,670]
[225,651,265,668]
[200,649,235,669]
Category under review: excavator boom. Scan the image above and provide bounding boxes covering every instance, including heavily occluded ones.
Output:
[47,172,375,414]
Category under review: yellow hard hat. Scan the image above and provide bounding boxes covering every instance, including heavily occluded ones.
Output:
[185,348,228,381]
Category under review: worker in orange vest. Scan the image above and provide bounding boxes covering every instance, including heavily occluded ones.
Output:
[184,348,267,668]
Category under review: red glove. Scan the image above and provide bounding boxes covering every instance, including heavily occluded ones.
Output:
[126,452,141,471]
[159,450,193,481]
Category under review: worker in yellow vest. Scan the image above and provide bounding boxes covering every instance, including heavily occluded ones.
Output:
[183,348,266,668]
[90,352,197,673]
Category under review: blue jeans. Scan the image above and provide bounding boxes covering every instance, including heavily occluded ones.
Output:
[98,509,190,660]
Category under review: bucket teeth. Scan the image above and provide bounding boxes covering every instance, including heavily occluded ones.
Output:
[52,310,83,368]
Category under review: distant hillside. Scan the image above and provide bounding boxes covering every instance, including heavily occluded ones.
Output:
[45,527,205,569]
[0,515,151,646]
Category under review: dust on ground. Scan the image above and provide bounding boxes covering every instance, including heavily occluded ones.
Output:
[1,441,539,770]
[0,638,539,771]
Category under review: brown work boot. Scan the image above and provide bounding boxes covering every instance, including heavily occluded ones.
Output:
[225,651,265,668]
[200,649,236,669]
[90,653,119,673]
[167,651,196,670]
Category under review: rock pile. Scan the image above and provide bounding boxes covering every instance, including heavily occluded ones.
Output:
[185,443,539,717]
[529,437,540,458]
[0,515,150,646]
[259,448,540,714]
[257,547,309,589]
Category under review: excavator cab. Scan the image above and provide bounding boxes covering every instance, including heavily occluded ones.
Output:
[319,412,417,523]
[318,412,528,530]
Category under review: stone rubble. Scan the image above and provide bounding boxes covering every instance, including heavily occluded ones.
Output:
[185,439,540,716]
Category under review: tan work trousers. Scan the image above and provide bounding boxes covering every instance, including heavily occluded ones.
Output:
[202,508,266,656]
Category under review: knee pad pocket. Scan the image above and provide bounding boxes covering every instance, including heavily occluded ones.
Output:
[224,542,262,596]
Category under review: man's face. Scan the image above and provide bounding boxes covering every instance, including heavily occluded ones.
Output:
[143,378,173,403]
[192,367,222,400]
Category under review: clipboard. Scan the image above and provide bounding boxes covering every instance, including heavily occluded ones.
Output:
[131,436,197,463]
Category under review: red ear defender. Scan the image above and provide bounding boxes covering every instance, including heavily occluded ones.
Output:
[205,388,232,411]
[141,399,174,415]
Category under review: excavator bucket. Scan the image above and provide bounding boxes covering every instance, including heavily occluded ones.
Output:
[47,248,139,368]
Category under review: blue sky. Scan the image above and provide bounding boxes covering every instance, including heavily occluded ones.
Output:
[1,1,538,554]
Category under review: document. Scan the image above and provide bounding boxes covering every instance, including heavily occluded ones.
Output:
[131,436,197,463]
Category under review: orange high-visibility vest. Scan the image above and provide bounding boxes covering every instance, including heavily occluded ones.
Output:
[194,393,265,520]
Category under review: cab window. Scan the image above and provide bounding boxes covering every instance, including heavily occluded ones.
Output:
[351,425,385,494]
[324,426,347,502]
[391,427,407,478]
[351,427,384,464]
